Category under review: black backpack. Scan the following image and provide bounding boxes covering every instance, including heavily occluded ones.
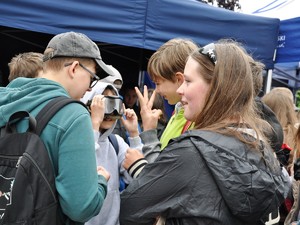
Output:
[0,96,86,225]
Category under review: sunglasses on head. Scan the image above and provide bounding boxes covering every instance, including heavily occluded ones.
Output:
[198,43,217,65]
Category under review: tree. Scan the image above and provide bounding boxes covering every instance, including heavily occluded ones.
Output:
[198,0,241,11]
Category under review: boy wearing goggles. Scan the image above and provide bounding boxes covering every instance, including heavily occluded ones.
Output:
[81,82,143,225]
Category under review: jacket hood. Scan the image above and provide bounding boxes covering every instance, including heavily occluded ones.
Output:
[81,82,120,140]
[0,78,69,127]
[185,130,290,222]
[99,65,123,91]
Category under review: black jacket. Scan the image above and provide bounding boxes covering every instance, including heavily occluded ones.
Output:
[120,130,290,225]
[255,97,284,153]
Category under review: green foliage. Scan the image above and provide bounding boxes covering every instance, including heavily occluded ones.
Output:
[295,89,300,107]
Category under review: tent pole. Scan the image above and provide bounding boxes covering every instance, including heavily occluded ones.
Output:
[265,48,277,94]
[265,69,273,93]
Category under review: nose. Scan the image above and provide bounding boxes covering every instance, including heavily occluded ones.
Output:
[176,83,184,96]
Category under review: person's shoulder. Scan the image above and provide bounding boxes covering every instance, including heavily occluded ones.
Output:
[54,100,88,116]
[47,99,90,129]
[177,130,237,151]
[177,129,214,140]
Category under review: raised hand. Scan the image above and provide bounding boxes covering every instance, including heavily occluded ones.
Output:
[121,104,139,137]
[135,85,162,131]
[90,95,105,130]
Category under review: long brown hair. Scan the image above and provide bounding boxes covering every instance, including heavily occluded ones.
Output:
[262,87,297,148]
[191,39,268,148]
[295,127,300,160]
[262,87,298,169]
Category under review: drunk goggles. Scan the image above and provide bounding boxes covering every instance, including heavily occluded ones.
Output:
[86,95,124,119]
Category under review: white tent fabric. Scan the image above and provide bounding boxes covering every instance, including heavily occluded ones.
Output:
[239,0,298,20]
[239,0,300,90]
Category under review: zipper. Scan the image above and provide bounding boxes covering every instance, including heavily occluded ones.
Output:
[0,154,22,167]
[16,156,22,168]
[22,152,57,202]
[0,154,20,160]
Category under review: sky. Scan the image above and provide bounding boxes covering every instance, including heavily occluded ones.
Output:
[239,0,299,20]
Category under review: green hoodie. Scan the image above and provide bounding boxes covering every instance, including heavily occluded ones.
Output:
[0,77,107,223]
[160,106,194,150]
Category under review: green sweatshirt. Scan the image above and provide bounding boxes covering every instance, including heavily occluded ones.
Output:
[160,106,193,149]
[0,78,107,223]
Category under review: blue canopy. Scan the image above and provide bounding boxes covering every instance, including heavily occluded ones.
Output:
[276,17,300,64]
[0,0,279,69]
[271,17,300,89]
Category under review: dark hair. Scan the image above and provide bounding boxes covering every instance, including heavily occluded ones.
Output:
[147,88,167,124]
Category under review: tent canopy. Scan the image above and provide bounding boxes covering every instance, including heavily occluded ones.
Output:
[272,17,300,89]
[239,0,300,89]
[276,17,300,64]
[0,0,280,70]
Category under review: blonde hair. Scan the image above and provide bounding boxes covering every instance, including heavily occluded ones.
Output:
[8,52,43,81]
[191,39,268,149]
[261,87,298,164]
[295,127,300,160]
[147,38,198,82]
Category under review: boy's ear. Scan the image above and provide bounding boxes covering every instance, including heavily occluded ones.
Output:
[175,72,184,84]
[67,61,79,79]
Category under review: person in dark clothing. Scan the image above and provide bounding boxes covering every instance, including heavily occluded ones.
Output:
[120,40,290,225]
[250,56,284,163]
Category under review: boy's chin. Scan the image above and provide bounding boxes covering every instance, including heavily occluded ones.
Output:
[100,120,116,129]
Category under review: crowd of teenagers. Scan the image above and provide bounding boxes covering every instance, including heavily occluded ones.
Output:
[1,31,300,225]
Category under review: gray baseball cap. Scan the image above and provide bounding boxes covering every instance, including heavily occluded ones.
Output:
[43,31,113,78]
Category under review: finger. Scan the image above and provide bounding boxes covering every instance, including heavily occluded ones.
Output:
[123,108,130,116]
[92,95,99,103]
[93,95,104,103]
[126,111,134,119]
[148,89,156,109]
[152,109,163,118]
[135,87,145,105]
[102,96,106,104]
[122,103,126,112]
[143,85,149,102]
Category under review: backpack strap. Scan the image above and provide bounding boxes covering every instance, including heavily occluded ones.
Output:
[108,134,119,155]
[35,96,86,225]
[35,96,87,135]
